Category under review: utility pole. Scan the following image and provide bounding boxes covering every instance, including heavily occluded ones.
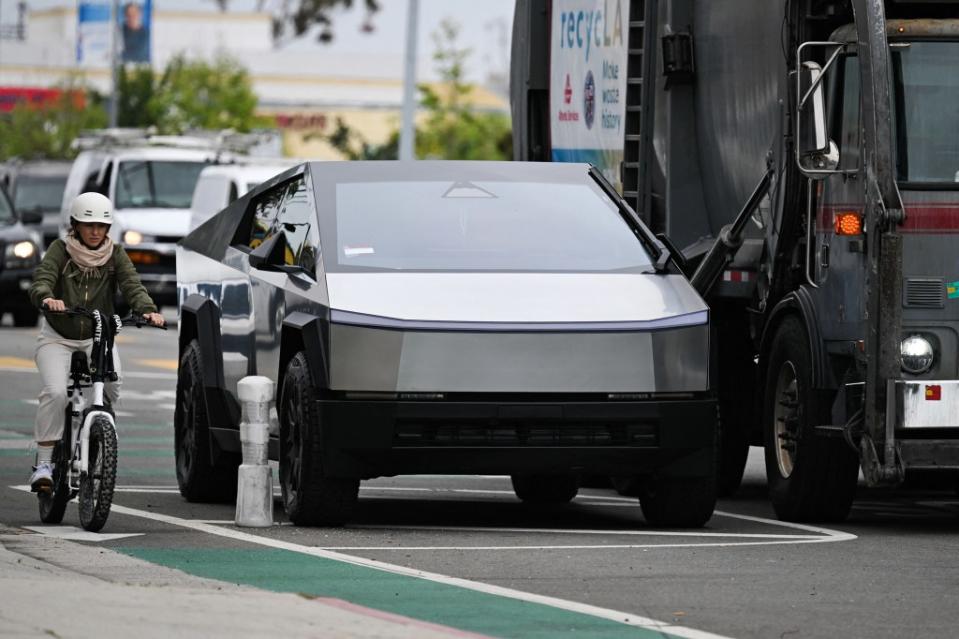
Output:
[398,0,419,161]
[108,0,119,128]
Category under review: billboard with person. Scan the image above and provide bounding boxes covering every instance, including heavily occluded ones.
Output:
[120,0,152,64]
[76,0,152,67]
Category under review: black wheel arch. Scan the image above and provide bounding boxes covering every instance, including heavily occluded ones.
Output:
[178,294,240,461]
[278,311,330,394]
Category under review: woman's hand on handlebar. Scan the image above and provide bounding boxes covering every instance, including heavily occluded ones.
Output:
[42,298,66,313]
[142,312,165,328]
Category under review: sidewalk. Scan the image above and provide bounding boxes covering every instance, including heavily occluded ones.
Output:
[0,525,486,639]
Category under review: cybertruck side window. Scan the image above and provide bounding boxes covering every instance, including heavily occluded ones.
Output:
[273,177,319,275]
[240,176,318,276]
[243,183,285,250]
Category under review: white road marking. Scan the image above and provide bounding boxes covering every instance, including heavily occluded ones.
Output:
[22,525,144,542]
[353,523,817,539]
[100,503,737,639]
[7,483,856,638]
[0,439,30,450]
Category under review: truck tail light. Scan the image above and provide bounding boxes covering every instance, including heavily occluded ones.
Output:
[834,211,863,236]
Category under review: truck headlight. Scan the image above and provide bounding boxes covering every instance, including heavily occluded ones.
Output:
[124,230,144,245]
[901,335,934,374]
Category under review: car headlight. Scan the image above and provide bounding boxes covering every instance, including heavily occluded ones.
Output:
[124,230,144,245]
[901,335,935,374]
[12,241,35,259]
[4,239,39,268]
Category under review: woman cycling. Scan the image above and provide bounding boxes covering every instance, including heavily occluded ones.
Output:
[27,192,165,491]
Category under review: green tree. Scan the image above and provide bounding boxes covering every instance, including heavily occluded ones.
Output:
[0,81,107,161]
[212,0,379,44]
[414,19,512,161]
[322,19,512,161]
[143,54,265,134]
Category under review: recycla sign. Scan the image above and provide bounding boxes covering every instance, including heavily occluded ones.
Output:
[549,0,628,190]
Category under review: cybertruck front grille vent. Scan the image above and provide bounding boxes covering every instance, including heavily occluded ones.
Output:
[394,422,657,447]
[904,278,944,309]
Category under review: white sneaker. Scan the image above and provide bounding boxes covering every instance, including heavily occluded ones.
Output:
[30,462,54,492]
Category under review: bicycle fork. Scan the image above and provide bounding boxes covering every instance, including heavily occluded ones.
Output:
[71,380,116,478]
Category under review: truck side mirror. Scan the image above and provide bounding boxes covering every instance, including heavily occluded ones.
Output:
[797,61,840,176]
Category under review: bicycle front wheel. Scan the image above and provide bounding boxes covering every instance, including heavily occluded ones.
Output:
[79,417,118,532]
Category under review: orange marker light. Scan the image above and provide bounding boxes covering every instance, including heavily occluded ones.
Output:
[926,385,942,401]
[834,211,863,236]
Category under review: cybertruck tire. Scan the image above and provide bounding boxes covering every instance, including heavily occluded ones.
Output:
[279,352,359,526]
[174,339,238,503]
[511,474,580,504]
[763,317,859,522]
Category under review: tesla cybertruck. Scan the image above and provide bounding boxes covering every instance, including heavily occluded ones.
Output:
[176,161,716,526]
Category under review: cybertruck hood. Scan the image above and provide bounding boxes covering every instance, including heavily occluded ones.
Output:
[325,272,707,328]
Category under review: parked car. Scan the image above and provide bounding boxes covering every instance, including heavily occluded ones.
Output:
[0,185,42,326]
[0,159,71,248]
[189,161,298,233]
[63,145,217,307]
[176,161,717,527]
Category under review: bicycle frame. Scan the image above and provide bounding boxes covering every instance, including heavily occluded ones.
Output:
[66,310,121,479]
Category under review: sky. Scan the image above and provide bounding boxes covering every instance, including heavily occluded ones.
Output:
[1,0,515,83]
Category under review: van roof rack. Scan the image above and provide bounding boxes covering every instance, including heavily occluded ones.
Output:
[72,128,277,155]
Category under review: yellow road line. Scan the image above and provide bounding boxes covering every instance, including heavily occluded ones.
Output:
[0,357,36,369]
[134,359,179,371]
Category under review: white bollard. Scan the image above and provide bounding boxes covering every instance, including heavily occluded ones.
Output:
[235,376,275,527]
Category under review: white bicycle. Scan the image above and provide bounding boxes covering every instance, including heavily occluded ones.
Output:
[38,307,164,531]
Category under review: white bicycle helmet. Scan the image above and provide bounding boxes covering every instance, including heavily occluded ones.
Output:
[69,192,113,224]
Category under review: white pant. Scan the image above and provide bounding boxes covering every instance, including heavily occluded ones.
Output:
[34,320,121,443]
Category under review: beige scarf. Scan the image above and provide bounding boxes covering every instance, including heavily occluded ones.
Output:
[64,233,114,279]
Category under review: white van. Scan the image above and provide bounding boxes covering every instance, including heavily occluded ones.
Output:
[61,145,220,307]
[188,162,296,233]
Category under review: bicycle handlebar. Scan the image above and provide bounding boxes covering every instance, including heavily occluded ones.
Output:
[42,305,167,330]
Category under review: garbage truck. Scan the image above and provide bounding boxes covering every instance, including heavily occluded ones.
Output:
[511,0,959,521]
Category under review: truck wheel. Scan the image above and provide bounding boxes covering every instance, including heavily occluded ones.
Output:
[640,472,717,527]
[763,317,858,522]
[12,308,39,327]
[511,474,579,504]
[279,352,359,526]
[174,339,238,503]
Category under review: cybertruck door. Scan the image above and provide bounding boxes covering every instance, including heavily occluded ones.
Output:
[244,174,320,385]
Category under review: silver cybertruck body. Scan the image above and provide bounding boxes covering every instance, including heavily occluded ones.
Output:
[176,161,716,526]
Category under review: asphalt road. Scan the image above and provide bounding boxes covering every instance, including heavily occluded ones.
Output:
[2,320,959,639]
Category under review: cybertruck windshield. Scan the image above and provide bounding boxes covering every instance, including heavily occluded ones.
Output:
[891,41,959,185]
[326,177,654,273]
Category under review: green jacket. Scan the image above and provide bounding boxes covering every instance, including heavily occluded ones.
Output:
[29,239,158,340]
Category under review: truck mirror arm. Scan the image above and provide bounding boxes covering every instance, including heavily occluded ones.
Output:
[690,168,774,298]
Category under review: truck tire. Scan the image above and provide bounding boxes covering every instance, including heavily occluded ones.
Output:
[763,317,859,522]
[640,473,716,527]
[174,339,238,503]
[511,474,579,504]
[279,352,359,526]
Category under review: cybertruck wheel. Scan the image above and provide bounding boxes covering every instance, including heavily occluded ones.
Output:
[280,352,359,526]
[640,422,718,527]
[174,339,238,503]
[510,474,579,504]
[640,472,717,528]
[763,317,858,522]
